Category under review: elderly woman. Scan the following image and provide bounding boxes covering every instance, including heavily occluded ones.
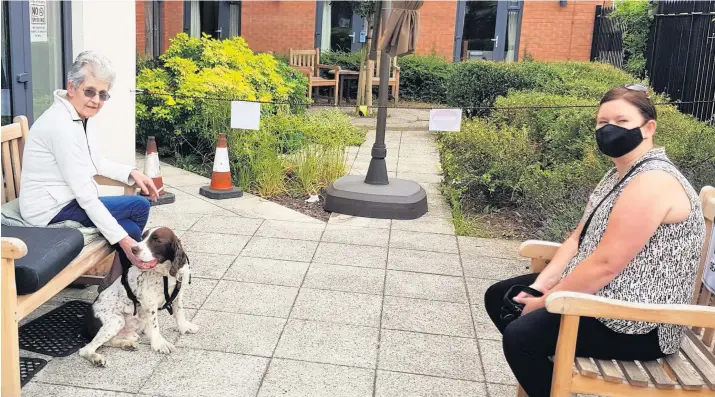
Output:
[483,85,706,397]
[19,51,159,289]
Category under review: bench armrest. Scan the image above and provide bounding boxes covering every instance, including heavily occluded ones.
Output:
[546,291,715,329]
[519,240,561,260]
[94,176,136,196]
[2,238,27,260]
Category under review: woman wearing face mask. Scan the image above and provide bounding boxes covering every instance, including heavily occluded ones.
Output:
[482,85,706,397]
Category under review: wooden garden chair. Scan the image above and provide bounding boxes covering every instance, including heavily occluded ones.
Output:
[1,115,136,395]
[370,50,401,104]
[289,48,341,105]
[516,185,715,396]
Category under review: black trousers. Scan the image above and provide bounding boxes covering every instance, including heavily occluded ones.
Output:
[484,273,666,397]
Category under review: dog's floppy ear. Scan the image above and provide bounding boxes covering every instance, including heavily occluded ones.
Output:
[169,236,188,278]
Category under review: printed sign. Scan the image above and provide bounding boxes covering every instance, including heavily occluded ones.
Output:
[429,108,462,132]
[230,101,261,130]
[702,223,715,294]
[29,0,47,43]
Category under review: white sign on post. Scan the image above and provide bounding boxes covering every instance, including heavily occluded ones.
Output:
[230,101,261,130]
[429,108,462,132]
[702,223,715,294]
[29,0,47,43]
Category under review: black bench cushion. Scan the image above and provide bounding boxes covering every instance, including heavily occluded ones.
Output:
[3,226,84,295]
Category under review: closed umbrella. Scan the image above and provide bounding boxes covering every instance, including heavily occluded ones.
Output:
[379,1,424,57]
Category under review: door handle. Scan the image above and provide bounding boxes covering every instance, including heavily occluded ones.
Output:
[16,73,29,86]
[491,36,499,49]
[349,33,356,43]
[215,27,223,39]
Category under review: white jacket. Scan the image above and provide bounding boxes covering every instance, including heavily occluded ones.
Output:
[19,90,136,245]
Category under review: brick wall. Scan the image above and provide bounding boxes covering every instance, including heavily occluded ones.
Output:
[518,0,602,61]
[136,0,145,55]
[162,1,184,52]
[241,1,316,54]
[415,1,457,60]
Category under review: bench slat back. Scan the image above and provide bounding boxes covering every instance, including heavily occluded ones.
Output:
[374,51,398,79]
[289,48,318,76]
[692,186,715,351]
[1,116,29,204]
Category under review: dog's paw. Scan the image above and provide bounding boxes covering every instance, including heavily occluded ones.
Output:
[151,337,175,354]
[80,350,107,367]
[119,340,139,351]
[178,322,199,335]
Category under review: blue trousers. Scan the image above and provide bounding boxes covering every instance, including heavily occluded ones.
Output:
[50,195,151,242]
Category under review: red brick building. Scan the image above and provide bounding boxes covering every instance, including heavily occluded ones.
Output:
[138,0,606,63]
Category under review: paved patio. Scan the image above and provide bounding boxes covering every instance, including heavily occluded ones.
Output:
[20,110,532,397]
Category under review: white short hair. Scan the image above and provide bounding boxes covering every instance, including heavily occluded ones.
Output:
[67,50,116,89]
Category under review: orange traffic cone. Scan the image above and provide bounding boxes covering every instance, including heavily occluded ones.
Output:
[142,136,175,206]
[199,133,243,199]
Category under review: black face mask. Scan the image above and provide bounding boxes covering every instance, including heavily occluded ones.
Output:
[595,123,644,158]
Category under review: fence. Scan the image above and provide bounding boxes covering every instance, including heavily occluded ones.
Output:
[590,5,624,69]
[646,0,715,123]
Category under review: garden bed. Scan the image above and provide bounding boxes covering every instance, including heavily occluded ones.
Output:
[136,34,365,216]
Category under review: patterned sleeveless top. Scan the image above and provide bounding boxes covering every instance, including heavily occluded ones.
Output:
[561,148,705,354]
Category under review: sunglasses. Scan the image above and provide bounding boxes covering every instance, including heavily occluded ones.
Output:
[625,84,650,97]
[84,88,111,101]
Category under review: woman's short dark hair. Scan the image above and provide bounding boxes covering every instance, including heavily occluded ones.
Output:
[600,86,657,121]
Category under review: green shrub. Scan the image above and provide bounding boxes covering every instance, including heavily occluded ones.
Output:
[445,60,562,116]
[397,54,455,104]
[608,0,654,78]
[543,62,647,99]
[319,51,362,72]
[439,89,715,240]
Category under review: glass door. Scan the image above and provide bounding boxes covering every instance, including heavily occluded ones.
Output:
[2,1,13,125]
[3,0,33,125]
[316,1,364,53]
[30,0,66,117]
[1,0,70,126]
[454,0,521,62]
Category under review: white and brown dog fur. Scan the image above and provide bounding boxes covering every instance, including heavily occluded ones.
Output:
[79,227,199,367]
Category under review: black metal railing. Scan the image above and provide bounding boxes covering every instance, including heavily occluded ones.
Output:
[590,5,624,69]
[646,0,715,122]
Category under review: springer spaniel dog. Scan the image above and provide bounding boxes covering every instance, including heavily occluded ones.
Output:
[79,227,199,367]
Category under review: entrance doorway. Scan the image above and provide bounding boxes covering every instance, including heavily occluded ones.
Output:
[454,0,522,62]
[316,1,364,53]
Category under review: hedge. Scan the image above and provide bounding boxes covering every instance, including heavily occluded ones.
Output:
[439,89,715,241]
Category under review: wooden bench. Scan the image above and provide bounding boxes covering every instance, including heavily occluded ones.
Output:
[1,115,136,396]
[289,48,341,105]
[516,185,715,397]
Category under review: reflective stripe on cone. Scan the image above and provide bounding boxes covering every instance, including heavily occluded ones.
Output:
[209,135,234,191]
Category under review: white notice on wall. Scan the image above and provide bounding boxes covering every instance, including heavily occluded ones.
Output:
[702,223,715,294]
[429,108,462,132]
[230,101,261,130]
[29,0,47,43]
